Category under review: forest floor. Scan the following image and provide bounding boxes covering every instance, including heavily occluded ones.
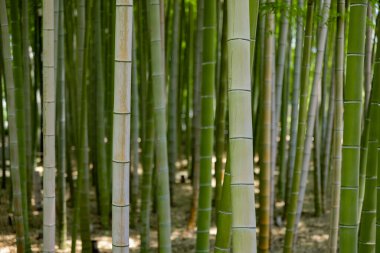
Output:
[0,165,329,252]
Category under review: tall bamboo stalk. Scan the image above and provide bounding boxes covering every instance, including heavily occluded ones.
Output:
[188,0,204,230]
[0,0,26,251]
[328,0,344,250]
[285,0,304,210]
[358,44,379,253]
[56,0,66,249]
[195,0,216,251]
[94,0,110,229]
[42,0,56,251]
[112,0,133,252]
[259,0,274,250]
[339,0,367,249]
[227,1,257,252]
[147,0,172,251]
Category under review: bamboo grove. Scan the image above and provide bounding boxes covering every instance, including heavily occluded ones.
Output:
[1,0,380,252]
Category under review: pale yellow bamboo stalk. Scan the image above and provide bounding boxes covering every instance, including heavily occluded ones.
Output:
[112,0,133,252]
[43,0,56,251]
[227,0,257,252]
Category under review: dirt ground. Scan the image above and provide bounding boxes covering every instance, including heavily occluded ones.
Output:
[0,168,329,252]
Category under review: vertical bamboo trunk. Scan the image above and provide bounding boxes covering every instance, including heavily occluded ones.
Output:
[21,0,34,208]
[214,0,227,214]
[147,0,172,251]
[259,0,274,250]
[140,84,155,252]
[10,2,30,247]
[358,44,379,253]
[328,0,344,251]
[285,0,304,211]
[0,0,26,250]
[313,112,322,216]
[195,0,216,251]
[168,0,182,200]
[112,0,133,252]
[227,1,257,252]
[188,0,204,230]
[375,19,380,253]
[139,2,155,251]
[94,0,111,229]
[130,13,140,230]
[42,0,56,251]
[56,0,66,249]
[339,0,367,249]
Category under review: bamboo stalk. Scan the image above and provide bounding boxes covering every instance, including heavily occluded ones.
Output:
[0,0,26,251]
[227,1,257,252]
[112,0,133,252]
[42,0,56,251]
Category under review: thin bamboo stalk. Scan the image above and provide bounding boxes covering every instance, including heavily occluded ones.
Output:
[0,0,26,250]
[56,0,66,249]
[42,0,56,251]
[195,0,217,250]
[147,0,172,251]
[328,0,344,250]
[259,0,274,250]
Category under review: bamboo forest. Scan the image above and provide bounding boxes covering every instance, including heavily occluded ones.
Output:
[1,0,380,252]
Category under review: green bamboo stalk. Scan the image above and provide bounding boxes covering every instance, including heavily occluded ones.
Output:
[195,0,216,251]
[227,0,257,252]
[9,2,30,249]
[168,0,182,201]
[358,44,379,253]
[94,0,110,229]
[21,0,34,208]
[274,0,291,185]
[137,4,154,249]
[77,1,93,251]
[285,0,304,211]
[283,0,315,250]
[339,0,367,249]
[147,1,172,251]
[130,11,139,230]
[214,0,227,215]
[313,111,322,216]
[328,0,344,251]
[214,159,231,253]
[140,84,155,253]
[188,0,204,230]
[321,66,335,211]
[56,0,67,249]
[375,18,380,253]
[278,28,291,202]
[259,0,274,250]
[0,63,6,191]
[0,0,26,250]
